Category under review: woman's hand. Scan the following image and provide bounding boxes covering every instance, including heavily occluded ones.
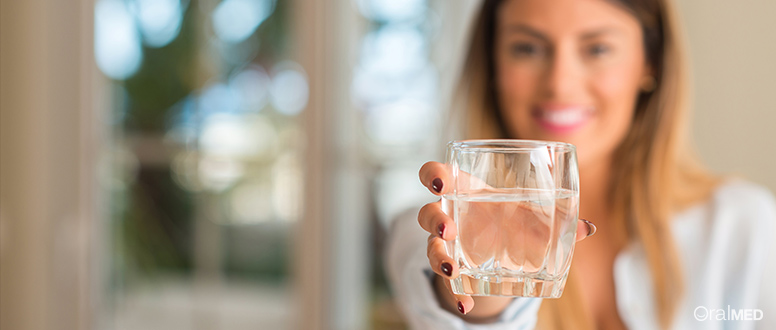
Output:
[418,161,597,321]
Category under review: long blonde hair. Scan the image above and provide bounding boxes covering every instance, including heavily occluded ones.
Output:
[454,0,719,328]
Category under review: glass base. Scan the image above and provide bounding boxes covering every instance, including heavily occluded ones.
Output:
[450,272,568,298]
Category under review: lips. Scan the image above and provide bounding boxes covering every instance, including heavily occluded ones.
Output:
[531,104,593,135]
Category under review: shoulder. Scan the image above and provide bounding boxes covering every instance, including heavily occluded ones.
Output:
[670,180,776,282]
[670,180,776,323]
[708,179,776,215]
[675,179,776,232]
[705,179,776,238]
[710,179,775,247]
[617,181,776,328]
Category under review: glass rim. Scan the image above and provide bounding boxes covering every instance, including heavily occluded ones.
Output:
[447,139,576,153]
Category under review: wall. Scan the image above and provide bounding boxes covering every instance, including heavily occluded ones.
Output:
[678,0,776,193]
[0,0,98,329]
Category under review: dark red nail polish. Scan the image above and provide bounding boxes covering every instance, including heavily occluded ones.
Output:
[432,178,443,194]
[457,301,465,314]
[581,219,597,237]
[441,262,452,277]
[437,223,445,238]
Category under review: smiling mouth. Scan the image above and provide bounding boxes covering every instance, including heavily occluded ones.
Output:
[531,105,593,134]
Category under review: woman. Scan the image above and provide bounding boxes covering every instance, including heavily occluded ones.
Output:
[385,0,776,329]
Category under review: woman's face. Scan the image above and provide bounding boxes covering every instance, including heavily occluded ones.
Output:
[495,0,648,167]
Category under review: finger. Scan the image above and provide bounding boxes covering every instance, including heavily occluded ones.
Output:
[427,235,458,279]
[440,278,475,315]
[418,201,458,240]
[455,293,475,315]
[419,161,452,195]
[576,219,597,242]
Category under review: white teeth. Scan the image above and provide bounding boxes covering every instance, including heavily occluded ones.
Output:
[543,109,586,126]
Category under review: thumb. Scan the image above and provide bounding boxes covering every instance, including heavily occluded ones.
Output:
[576,219,596,242]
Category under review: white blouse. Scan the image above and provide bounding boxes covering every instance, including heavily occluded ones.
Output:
[385,180,776,329]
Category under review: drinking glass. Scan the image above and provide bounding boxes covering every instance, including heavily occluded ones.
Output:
[443,139,579,298]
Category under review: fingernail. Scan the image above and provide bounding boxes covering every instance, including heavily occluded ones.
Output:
[581,219,597,237]
[437,223,446,238]
[457,301,465,314]
[432,178,443,194]
[441,262,453,277]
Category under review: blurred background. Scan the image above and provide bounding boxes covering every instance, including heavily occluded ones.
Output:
[1,0,774,329]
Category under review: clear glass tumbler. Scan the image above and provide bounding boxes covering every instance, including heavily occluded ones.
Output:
[443,139,579,298]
